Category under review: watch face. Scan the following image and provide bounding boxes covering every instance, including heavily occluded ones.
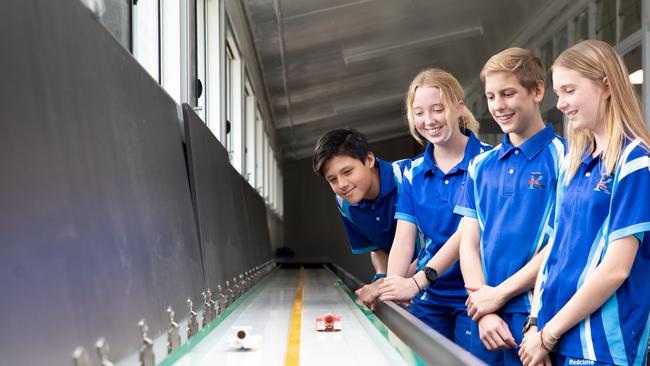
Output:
[425,267,438,282]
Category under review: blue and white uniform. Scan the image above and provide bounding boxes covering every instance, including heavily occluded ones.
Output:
[336,157,410,255]
[538,139,650,366]
[396,130,491,350]
[454,124,565,364]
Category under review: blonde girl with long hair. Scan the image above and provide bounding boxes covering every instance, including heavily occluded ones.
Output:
[520,40,650,366]
[377,68,491,350]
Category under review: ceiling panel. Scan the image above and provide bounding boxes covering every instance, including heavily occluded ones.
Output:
[243,0,561,159]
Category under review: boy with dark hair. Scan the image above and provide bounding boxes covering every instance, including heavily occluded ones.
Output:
[313,128,412,309]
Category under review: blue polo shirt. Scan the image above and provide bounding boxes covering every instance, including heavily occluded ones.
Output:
[454,124,565,313]
[336,157,411,254]
[396,131,491,307]
[538,139,650,366]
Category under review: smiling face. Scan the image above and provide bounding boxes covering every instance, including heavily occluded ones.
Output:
[553,66,609,134]
[322,154,376,203]
[412,86,462,146]
[484,71,544,140]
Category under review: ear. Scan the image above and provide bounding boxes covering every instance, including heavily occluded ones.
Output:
[365,152,376,168]
[456,100,466,114]
[602,76,611,98]
[532,80,545,103]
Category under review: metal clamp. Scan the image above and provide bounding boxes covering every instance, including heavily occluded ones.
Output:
[72,347,90,366]
[187,298,198,338]
[167,307,181,355]
[201,291,212,327]
[138,319,155,366]
[207,288,218,319]
[218,284,228,310]
[95,338,114,366]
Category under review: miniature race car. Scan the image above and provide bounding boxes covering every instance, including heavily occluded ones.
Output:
[315,313,342,331]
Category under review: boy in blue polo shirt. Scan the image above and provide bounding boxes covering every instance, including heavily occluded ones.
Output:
[519,40,650,366]
[454,48,566,365]
[313,128,411,309]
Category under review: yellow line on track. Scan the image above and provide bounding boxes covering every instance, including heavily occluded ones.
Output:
[284,267,305,366]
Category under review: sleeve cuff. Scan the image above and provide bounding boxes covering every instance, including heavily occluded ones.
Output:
[608,222,650,243]
[350,245,383,254]
[453,205,477,218]
[395,212,417,224]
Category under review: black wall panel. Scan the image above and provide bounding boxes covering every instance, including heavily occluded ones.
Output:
[183,105,272,288]
[0,1,203,365]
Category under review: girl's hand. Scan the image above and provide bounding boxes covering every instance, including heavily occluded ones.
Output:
[518,329,558,366]
[465,284,506,321]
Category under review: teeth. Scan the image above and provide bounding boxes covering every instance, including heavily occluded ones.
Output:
[497,113,514,122]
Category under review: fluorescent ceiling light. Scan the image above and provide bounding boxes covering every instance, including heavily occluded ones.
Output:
[630,69,643,85]
[343,25,483,64]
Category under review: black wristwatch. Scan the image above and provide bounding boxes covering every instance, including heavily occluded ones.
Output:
[423,266,438,285]
[522,316,538,334]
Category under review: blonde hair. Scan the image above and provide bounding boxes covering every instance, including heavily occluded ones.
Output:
[480,47,546,93]
[405,68,479,145]
[552,40,650,184]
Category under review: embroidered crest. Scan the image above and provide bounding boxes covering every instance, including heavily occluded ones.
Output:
[528,172,545,189]
[593,175,612,194]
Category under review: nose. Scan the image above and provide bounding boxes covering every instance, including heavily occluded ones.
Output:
[492,95,506,111]
[337,177,349,190]
[556,95,567,112]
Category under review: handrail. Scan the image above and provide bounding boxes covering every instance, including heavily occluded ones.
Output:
[328,263,486,366]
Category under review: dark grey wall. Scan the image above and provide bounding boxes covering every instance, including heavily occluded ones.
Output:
[0,1,273,365]
[283,134,422,281]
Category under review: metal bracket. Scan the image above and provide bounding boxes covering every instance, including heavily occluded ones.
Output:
[218,284,228,311]
[72,347,90,366]
[138,319,155,366]
[207,289,218,319]
[225,280,235,305]
[232,277,241,297]
[166,307,181,355]
[201,291,212,328]
[95,338,114,366]
[187,298,198,338]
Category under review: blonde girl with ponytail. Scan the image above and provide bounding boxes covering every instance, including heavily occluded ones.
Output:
[377,68,491,351]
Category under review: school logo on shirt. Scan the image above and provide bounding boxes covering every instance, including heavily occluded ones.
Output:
[527,172,545,189]
[594,175,612,194]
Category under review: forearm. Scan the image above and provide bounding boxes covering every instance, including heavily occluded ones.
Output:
[497,245,550,305]
[387,220,417,277]
[529,243,553,317]
[370,250,389,274]
[544,237,638,338]
[459,218,485,286]
[414,228,461,289]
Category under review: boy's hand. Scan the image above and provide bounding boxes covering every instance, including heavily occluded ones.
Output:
[477,313,517,350]
[377,275,419,302]
[355,282,381,311]
[465,284,506,321]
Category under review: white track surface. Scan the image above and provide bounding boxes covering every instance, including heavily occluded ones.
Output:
[168,268,414,366]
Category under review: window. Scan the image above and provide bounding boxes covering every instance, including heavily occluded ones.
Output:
[196,0,207,121]
[620,0,641,41]
[595,0,616,45]
[572,11,589,44]
[99,0,131,50]
[255,110,264,194]
[161,0,181,103]
[132,0,160,82]
[244,82,256,185]
[225,38,243,172]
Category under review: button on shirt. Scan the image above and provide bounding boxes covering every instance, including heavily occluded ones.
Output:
[538,139,650,365]
[396,131,491,307]
[454,124,566,313]
[336,157,410,254]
